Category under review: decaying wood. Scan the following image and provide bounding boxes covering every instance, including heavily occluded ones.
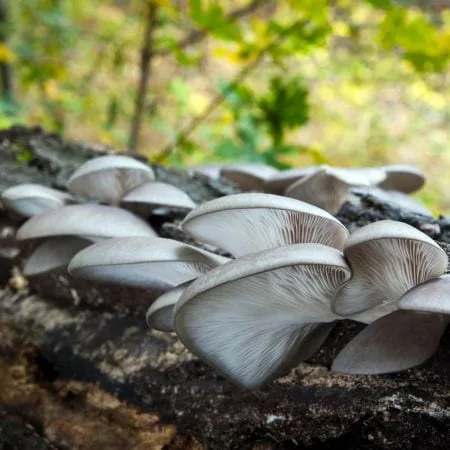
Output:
[0,126,448,449]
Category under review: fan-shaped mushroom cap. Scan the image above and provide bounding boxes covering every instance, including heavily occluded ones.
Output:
[121,181,196,215]
[174,244,350,389]
[331,310,448,374]
[332,220,447,319]
[189,164,223,179]
[264,167,317,194]
[1,184,74,217]
[67,155,155,204]
[181,193,349,256]
[378,165,425,194]
[285,167,386,214]
[398,274,450,315]
[68,237,228,289]
[221,164,278,191]
[146,282,189,332]
[16,204,156,241]
[23,236,92,276]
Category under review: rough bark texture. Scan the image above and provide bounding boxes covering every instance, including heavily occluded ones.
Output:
[0,126,448,449]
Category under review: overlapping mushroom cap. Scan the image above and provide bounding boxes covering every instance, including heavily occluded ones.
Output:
[332,220,447,320]
[69,237,229,289]
[121,181,196,215]
[67,155,155,204]
[181,193,349,256]
[285,166,387,214]
[174,244,350,388]
[1,184,75,217]
[264,167,317,195]
[220,164,279,191]
[379,165,425,193]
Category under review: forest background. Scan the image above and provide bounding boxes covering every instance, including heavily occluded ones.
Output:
[0,0,449,213]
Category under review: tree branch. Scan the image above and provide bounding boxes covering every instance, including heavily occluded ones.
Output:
[153,0,269,57]
[128,1,158,153]
[153,20,299,162]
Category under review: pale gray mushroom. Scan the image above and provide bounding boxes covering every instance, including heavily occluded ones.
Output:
[189,164,223,180]
[181,193,349,257]
[378,165,425,194]
[68,236,229,289]
[121,181,196,216]
[23,236,92,276]
[331,310,448,374]
[220,163,279,191]
[264,167,317,195]
[398,275,450,315]
[174,244,350,389]
[67,155,155,204]
[285,166,387,214]
[146,282,189,332]
[1,184,75,217]
[16,204,157,241]
[332,220,447,321]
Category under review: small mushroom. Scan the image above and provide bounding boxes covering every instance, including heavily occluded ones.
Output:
[121,181,196,216]
[174,244,350,389]
[378,165,425,193]
[23,236,92,276]
[68,237,229,289]
[221,164,278,191]
[398,274,450,315]
[331,310,448,374]
[332,220,447,320]
[67,155,155,204]
[285,166,387,214]
[181,193,349,256]
[146,282,189,332]
[16,204,157,241]
[1,184,75,217]
[189,164,223,180]
[264,167,317,195]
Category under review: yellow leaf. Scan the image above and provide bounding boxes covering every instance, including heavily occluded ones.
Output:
[189,92,209,115]
[0,43,16,63]
[43,79,61,100]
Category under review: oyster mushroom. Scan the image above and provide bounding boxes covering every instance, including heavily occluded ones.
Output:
[378,165,425,194]
[332,220,447,321]
[181,193,349,256]
[121,181,196,216]
[331,310,448,374]
[16,204,156,241]
[67,155,155,204]
[146,282,189,332]
[285,166,387,214]
[174,244,350,389]
[1,184,75,217]
[220,164,279,191]
[68,237,229,289]
[264,167,317,195]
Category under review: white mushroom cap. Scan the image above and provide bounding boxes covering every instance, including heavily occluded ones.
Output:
[68,237,229,289]
[181,193,349,256]
[16,204,157,241]
[146,282,189,332]
[264,167,317,195]
[378,165,425,194]
[221,164,279,191]
[332,220,447,319]
[398,275,450,315]
[121,181,196,215]
[174,244,350,389]
[67,155,155,204]
[23,236,92,276]
[331,310,448,374]
[1,184,74,217]
[285,166,387,214]
[189,164,223,179]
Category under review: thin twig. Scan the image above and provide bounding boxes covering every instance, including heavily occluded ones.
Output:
[153,20,299,162]
[128,1,158,153]
[153,0,269,57]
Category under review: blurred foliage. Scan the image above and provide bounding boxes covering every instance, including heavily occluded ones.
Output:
[0,0,449,212]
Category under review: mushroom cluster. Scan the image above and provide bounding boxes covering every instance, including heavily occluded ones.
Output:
[194,163,429,216]
[3,156,448,391]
